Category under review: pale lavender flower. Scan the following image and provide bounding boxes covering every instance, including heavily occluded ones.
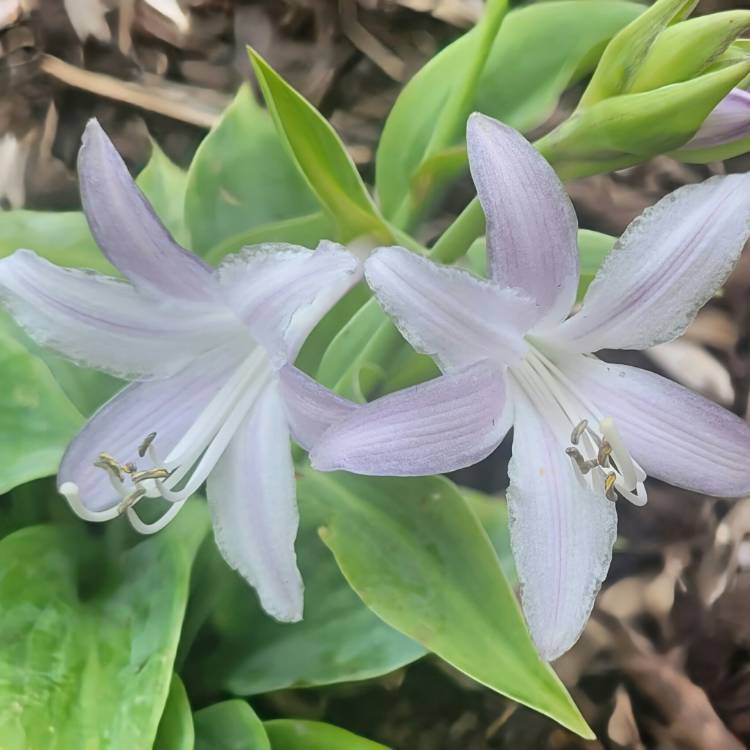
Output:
[290,113,750,659]
[683,87,750,151]
[0,120,360,622]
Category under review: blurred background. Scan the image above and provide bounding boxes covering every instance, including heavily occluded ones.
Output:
[3,1,750,748]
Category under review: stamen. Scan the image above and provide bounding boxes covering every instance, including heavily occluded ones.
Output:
[604,472,617,500]
[597,441,612,467]
[138,432,157,458]
[94,453,125,482]
[570,419,588,445]
[600,417,638,491]
[131,468,172,483]
[122,462,137,474]
[565,447,599,474]
[515,346,650,508]
[116,487,146,514]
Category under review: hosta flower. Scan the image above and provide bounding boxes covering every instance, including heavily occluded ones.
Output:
[0,120,360,622]
[683,87,750,151]
[298,113,750,659]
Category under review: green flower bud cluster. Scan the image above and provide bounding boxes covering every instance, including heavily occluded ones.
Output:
[535,0,750,179]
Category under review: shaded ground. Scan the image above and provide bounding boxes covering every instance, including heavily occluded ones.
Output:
[3,2,750,748]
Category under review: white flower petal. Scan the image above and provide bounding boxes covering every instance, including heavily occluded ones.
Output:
[507,382,617,661]
[78,119,214,300]
[311,361,512,476]
[467,113,579,327]
[555,353,750,497]
[217,241,361,366]
[206,382,304,623]
[0,250,236,379]
[364,246,535,373]
[277,364,356,449]
[59,348,243,512]
[553,174,750,352]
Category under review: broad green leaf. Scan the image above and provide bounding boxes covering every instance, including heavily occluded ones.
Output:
[0,503,209,750]
[389,0,508,230]
[578,229,615,298]
[316,297,395,397]
[194,701,270,750]
[248,49,392,244]
[187,483,424,697]
[0,479,74,541]
[461,487,515,584]
[184,85,319,255]
[0,211,111,272]
[0,316,82,494]
[376,0,644,222]
[264,720,390,750]
[204,213,334,265]
[137,141,190,245]
[294,282,371,377]
[297,469,593,738]
[475,1,645,129]
[155,675,195,750]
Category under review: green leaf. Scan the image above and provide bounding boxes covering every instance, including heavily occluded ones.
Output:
[0,211,112,272]
[316,297,395,397]
[475,0,646,130]
[578,229,616,298]
[376,0,644,223]
[155,675,195,750]
[294,283,371,377]
[189,483,424,697]
[204,212,334,265]
[389,0,509,230]
[184,86,319,255]
[264,720,390,750]
[0,316,83,494]
[248,49,392,244]
[0,502,209,750]
[137,141,190,245]
[461,487,516,584]
[194,701,270,750]
[297,469,592,739]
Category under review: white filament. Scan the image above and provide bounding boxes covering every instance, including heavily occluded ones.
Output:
[68,349,272,533]
[511,346,647,506]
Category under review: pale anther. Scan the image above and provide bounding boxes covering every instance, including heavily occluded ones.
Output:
[597,441,612,467]
[565,446,599,474]
[138,432,157,458]
[604,472,617,501]
[94,452,125,481]
[570,419,588,445]
[132,468,171,483]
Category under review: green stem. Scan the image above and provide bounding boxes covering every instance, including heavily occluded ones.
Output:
[429,197,485,263]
